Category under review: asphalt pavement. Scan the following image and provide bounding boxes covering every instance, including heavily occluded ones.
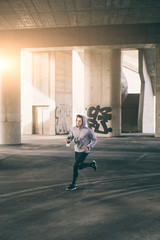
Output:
[0,134,160,240]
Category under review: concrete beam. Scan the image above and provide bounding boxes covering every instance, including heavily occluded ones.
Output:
[0,23,160,49]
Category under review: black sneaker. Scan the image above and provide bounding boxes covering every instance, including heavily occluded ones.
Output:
[66,184,77,191]
[92,160,97,171]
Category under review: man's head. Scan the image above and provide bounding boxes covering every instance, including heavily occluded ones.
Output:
[76,114,83,128]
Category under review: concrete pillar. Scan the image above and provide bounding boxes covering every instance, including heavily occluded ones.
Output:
[111,49,121,136]
[72,50,85,123]
[155,46,160,137]
[0,49,21,144]
[49,52,56,135]
[138,50,155,134]
[84,49,121,137]
[138,50,144,132]
[21,51,33,134]
[55,51,72,134]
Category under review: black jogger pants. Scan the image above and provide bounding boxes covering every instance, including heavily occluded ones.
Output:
[72,151,92,185]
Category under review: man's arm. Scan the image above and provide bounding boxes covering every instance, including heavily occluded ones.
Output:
[65,130,74,143]
[87,129,98,150]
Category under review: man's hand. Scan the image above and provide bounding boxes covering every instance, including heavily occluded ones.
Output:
[82,146,89,152]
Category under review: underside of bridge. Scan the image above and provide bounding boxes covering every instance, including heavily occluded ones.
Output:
[0,0,160,144]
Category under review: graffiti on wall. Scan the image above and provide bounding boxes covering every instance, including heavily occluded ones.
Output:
[55,104,72,134]
[87,105,112,134]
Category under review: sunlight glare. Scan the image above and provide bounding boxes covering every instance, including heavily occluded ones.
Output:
[0,57,10,71]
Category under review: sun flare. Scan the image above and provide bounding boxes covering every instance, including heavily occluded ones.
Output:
[0,58,10,71]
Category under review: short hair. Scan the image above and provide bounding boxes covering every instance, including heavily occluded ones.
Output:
[76,114,83,123]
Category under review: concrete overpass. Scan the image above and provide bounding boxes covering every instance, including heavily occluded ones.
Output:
[0,0,160,144]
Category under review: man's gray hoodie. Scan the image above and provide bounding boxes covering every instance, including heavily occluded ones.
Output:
[67,115,97,153]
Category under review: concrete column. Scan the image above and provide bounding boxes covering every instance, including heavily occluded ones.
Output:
[138,50,144,132]
[72,50,85,123]
[21,51,33,134]
[84,49,121,137]
[138,50,155,134]
[155,46,160,137]
[55,51,72,134]
[49,52,56,135]
[0,48,21,144]
[111,49,121,136]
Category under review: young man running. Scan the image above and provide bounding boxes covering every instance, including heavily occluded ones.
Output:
[66,114,98,191]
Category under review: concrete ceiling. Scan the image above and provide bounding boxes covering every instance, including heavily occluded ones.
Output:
[0,0,157,95]
[0,0,160,31]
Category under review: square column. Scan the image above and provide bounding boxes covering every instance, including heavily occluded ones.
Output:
[54,51,72,134]
[138,50,155,134]
[21,51,33,134]
[84,49,121,137]
[155,46,160,137]
[0,49,21,144]
[111,49,121,136]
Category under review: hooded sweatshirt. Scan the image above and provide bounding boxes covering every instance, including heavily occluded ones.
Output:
[67,115,98,153]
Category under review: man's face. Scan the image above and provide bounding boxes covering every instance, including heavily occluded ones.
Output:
[76,117,83,128]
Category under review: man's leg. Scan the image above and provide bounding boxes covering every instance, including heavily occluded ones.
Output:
[66,152,96,190]
[72,152,89,186]
[78,155,97,171]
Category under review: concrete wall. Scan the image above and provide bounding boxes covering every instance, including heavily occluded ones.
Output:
[21,48,155,137]
[21,50,72,135]
[21,51,50,135]
[21,49,121,137]
[33,52,50,105]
